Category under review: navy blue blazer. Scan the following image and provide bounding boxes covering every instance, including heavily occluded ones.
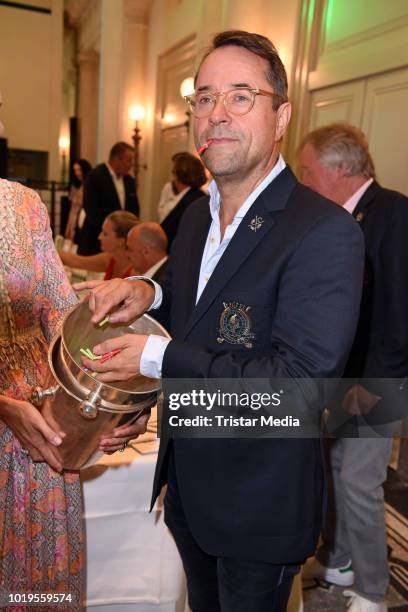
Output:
[161,187,206,249]
[151,166,364,563]
[78,163,139,255]
[335,181,408,428]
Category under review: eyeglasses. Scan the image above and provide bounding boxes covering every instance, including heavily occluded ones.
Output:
[184,87,283,118]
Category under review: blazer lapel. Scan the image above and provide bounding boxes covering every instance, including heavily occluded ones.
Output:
[182,200,212,319]
[182,166,297,339]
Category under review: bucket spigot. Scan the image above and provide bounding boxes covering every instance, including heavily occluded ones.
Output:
[31,385,59,408]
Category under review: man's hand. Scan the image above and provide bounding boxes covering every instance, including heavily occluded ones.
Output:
[99,411,151,454]
[342,384,381,416]
[73,278,155,325]
[0,396,64,471]
[81,334,149,383]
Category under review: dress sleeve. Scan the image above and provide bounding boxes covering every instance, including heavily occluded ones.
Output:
[29,190,78,342]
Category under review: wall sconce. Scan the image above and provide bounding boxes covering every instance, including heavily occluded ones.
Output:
[128,104,146,194]
[180,77,195,131]
[59,136,70,184]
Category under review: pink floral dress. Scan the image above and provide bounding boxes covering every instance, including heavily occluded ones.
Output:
[0,180,83,610]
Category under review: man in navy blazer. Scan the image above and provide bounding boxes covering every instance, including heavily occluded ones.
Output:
[77,141,140,255]
[78,32,364,612]
[299,123,408,612]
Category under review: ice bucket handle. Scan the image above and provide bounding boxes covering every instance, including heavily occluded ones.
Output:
[31,385,59,408]
[79,390,100,420]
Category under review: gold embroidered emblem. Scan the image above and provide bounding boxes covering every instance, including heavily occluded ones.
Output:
[217,302,255,349]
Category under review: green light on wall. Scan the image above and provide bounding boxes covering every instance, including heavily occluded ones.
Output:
[306,0,315,32]
[325,0,334,37]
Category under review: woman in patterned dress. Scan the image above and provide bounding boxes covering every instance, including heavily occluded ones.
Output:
[0,178,84,610]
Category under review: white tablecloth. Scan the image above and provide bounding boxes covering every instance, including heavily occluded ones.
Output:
[81,426,302,612]
[81,432,187,612]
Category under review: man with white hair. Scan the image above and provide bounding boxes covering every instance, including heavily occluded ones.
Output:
[299,123,408,612]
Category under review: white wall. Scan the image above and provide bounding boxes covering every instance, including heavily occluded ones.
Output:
[0,0,63,180]
[302,0,408,193]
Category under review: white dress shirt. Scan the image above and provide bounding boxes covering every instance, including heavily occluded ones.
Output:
[144,256,168,279]
[106,163,125,209]
[139,155,287,378]
[157,183,189,222]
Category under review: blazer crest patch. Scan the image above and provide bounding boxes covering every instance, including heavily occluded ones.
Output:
[217,302,255,348]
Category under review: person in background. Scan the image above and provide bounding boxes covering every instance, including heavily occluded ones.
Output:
[299,123,408,612]
[77,142,139,255]
[126,222,169,284]
[159,152,207,247]
[65,158,92,243]
[157,151,191,222]
[59,210,139,279]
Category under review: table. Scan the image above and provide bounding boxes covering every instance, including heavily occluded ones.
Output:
[81,430,187,612]
[81,424,302,612]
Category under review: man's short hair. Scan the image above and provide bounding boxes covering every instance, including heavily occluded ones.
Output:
[300,123,375,179]
[172,152,206,188]
[197,30,288,111]
[109,141,134,160]
[133,222,168,253]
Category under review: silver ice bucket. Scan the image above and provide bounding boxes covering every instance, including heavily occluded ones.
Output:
[32,300,169,469]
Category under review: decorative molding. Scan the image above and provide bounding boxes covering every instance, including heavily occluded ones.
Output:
[65,0,100,53]
[310,10,408,91]
[77,50,99,68]
[284,0,326,164]
[64,0,88,25]
[309,36,408,91]
[324,14,408,55]
[151,33,196,214]
[157,33,196,68]
[124,0,151,24]
[78,0,100,53]
[157,35,196,120]
[308,79,366,130]
[363,75,408,139]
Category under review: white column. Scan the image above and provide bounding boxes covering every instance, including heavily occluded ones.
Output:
[77,51,99,165]
[49,0,63,181]
[121,17,148,206]
[96,0,125,163]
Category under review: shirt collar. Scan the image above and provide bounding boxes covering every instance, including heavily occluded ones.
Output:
[208,154,286,223]
[343,178,374,214]
[106,162,122,181]
[145,255,168,278]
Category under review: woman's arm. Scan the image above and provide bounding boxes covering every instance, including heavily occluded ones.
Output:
[59,250,109,272]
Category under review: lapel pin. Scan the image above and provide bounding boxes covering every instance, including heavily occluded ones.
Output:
[248,215,264,232]
[356,212,364,223]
